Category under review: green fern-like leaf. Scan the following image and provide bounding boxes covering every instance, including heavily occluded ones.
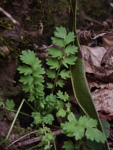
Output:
[18,50,45,102]
[44,94,57,112]
[46,27,78,91]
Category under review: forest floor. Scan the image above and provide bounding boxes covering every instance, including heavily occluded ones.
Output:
[0,0,113,150]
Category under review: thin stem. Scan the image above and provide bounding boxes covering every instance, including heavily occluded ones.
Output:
[6,109,31,117]
[25,99,36,112]
[6,99,25,139]
[53,138,57,150]
[0,99,25,146]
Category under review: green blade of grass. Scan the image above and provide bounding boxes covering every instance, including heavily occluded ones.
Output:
[69,0,110,149]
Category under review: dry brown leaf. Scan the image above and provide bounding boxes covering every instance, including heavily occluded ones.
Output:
[91,83,113,116]
[81,45,113,82]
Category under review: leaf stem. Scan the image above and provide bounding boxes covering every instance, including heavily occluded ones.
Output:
[25,99,36,112]
[53,138,57,150]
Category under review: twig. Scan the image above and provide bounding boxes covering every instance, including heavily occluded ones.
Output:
[0,7,20,26]
[15,129,61,148]
[101,45,113,66]
[8,131,37,148]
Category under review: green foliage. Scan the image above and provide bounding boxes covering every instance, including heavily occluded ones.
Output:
[18,50,45,103]
[61,115,106,143]
[32,111,54,125]
[6,99,15,110]
[46,26,78,91]
[57,90,69,102]
[43,94,57,115]
[56,91,72,118]
[32,112,42,125]
[86,128,105,143]
[16,27,107,150]
[37,126,55,150]
[43,114,54,125]
[60,69,70,79]
[56,108,66,117]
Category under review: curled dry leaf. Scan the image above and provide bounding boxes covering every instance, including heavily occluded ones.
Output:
[91,83,113,116]
[81,45,113,82]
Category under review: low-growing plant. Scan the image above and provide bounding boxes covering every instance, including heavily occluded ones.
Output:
[0,27,108,150]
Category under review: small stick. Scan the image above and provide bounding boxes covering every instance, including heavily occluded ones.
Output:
[8,131,37,148]
[15,129,61,148]
[101,45,113,66]
[0,7,20,26]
